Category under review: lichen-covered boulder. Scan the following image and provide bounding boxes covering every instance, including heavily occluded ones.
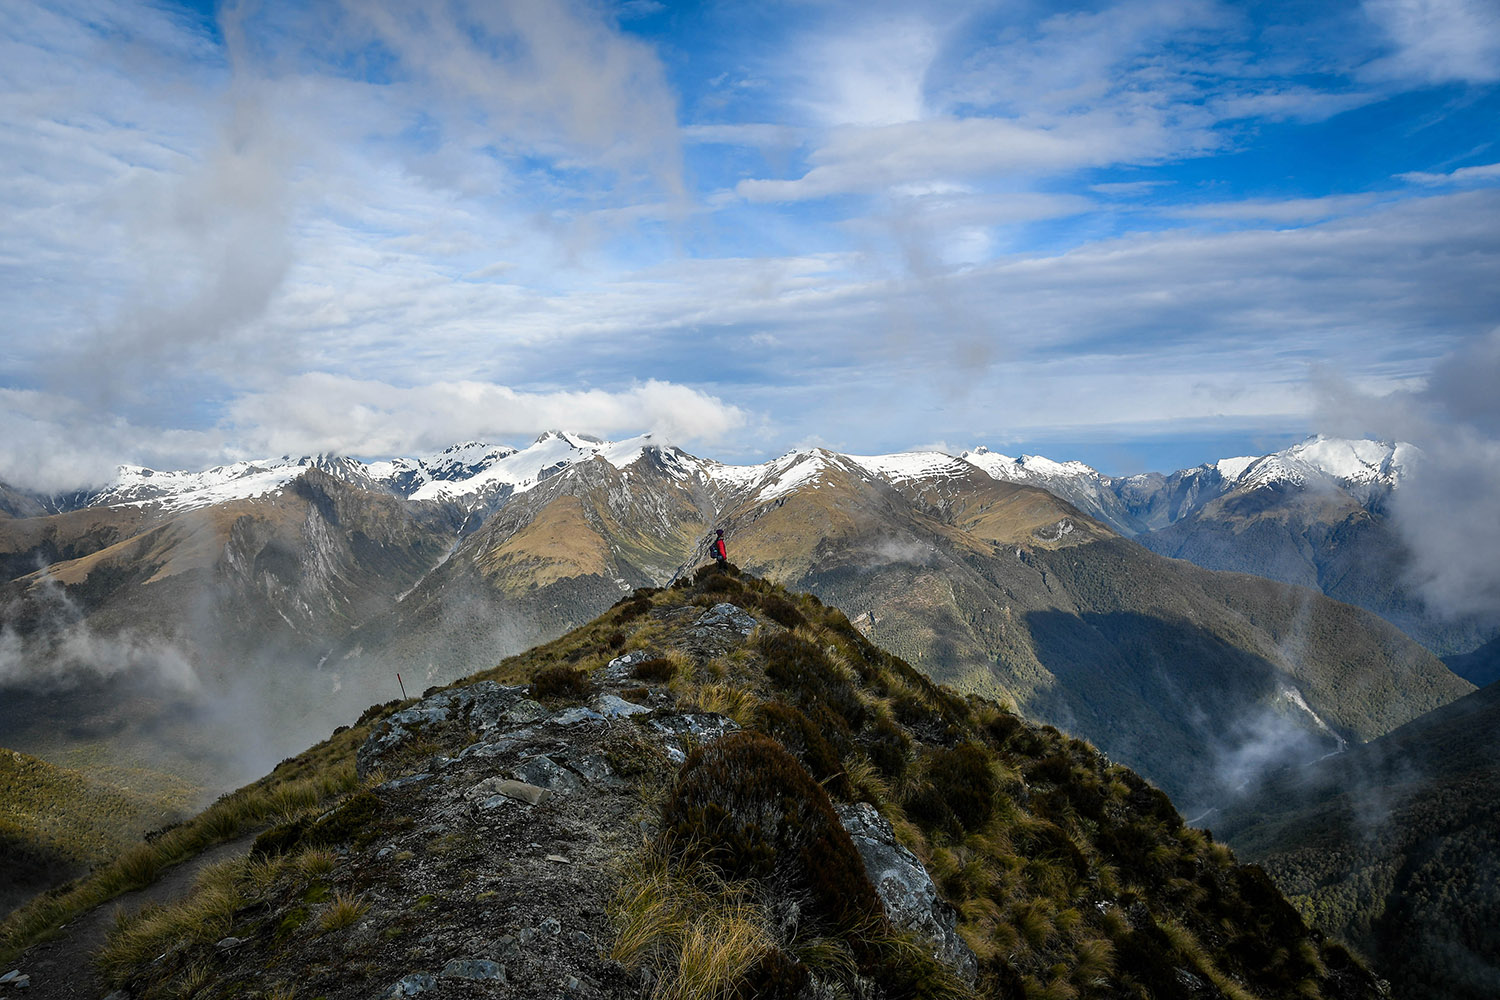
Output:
[835,801,979,983]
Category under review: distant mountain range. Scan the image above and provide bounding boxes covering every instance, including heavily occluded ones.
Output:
[9,430,1491,662]
[0,432,1474,821]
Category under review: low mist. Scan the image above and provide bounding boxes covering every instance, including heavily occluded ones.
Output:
[0,572,539,809]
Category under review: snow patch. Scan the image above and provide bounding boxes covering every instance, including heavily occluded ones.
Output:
[756,451,834,503]
[1215,456,1257,482]
[849,451,967,484]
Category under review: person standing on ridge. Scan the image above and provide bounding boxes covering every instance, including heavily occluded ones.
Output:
[711,528,728,569]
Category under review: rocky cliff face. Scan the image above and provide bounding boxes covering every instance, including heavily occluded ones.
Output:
[16,570,1381,1000]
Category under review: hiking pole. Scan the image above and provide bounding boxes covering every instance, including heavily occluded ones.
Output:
[397,672,408,700]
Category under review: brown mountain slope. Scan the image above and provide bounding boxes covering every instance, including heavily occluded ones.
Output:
[0,471,461,792]
[0,449,1469,822]
[322,450,1466,818]
[750,470,1466,814]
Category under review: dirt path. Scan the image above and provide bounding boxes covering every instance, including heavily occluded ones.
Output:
[5,835,258,1000]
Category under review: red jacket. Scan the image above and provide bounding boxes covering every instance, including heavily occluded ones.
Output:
[712,537,726,560]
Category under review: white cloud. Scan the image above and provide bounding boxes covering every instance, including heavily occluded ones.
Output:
[225,375,748,459]
[0,376,747,492]
[1317,328,1500,620]
[1362,0,1500,84]
[794,15,939,126]
[0,389,233,492]
[1399,161,1500,184]
[1091,180,1171,197]
[736,115,1190,202]
[343,0,683,191]
[1168,193,1384,223]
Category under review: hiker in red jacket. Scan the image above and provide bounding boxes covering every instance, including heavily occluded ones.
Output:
[710,528,728,569]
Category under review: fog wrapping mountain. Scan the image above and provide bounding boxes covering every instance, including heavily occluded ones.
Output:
[1,569,1386,999]
[0,433,1470,826]
[1214,679,1500,999]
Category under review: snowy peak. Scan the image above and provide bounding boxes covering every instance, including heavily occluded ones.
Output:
[403,430,680,504]
[849,451,970,484]
[960,447,1102,484]
[1218,436,1409,493]
[747,449,842,503]
[700,448,859,505]
[35,432,1414,527]
[87,458,319,512]
[533,429,606,449]
[421,442,522,481]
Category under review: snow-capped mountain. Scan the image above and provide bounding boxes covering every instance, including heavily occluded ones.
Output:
[46,431,1411,530]
[1212,436,1413,498]
[0,427,1474,829]
[81,454,382,513]
[60,431,698,515]
[949,435,1413,536]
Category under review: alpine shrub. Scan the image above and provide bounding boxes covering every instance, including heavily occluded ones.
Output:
[631,657,677,682]
[928,743,999,829]
[256,791,384,856]
[758,631,868,732]
[693,562,743,592]
[865,713,911,778]
[981,708,1023,748]
[251,818,309,859]
[531,664,591,701]
[752,593,807,630]
[660,732,880,934]
[756,700,851,799]
[614,596,653,621]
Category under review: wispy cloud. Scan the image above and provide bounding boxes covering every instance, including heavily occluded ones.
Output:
[225,374,748,458]
[1,0,1499,480]
[1361,0,1500,84]
[1399,161,1500,185]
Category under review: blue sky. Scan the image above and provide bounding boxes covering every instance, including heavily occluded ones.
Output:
[2,0,1498,488]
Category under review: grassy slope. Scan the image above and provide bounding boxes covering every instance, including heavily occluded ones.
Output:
[0,713,379,968]
[0,748,192,917]
[428,568,1388,999]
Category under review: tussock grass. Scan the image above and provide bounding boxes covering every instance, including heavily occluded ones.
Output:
[170,961,213,999]
[674,683,760,727]
[612,853,771,999]
[318,890,368,932]
[295,847,340,878]
[1159,916,1265,1000]
[96,856,254,981]
[665,904,774,1000]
